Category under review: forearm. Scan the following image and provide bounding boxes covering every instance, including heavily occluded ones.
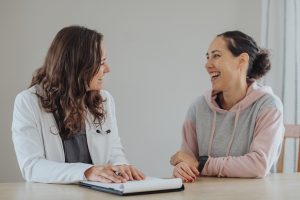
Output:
[202,152,268,178]
[23,159,93,183]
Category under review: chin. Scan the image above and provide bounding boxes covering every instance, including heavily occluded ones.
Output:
[211,85,221,93]
[90,87,102,91]
[211,83,217,90]
[95,84,103,91]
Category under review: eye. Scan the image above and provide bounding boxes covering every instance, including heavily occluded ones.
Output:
[212,54,221,59]
[96,63,103,72]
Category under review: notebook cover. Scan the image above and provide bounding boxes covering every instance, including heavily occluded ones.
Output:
[79,181,185,196]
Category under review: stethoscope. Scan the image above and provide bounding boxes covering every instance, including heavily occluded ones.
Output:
[49,122,111,135]
[96,129,111,134]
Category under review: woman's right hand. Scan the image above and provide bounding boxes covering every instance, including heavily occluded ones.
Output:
[173,162,199,183]
[84,165,127,183]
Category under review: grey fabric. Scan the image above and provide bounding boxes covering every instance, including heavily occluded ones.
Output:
[62,128,93,164]
[187,93,282,158]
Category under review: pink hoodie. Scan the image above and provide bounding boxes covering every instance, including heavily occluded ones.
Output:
[181,81,284,178]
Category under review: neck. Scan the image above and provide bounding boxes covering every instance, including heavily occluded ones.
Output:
[219,80,248,110]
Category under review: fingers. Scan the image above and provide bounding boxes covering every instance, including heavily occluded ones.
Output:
[191,165,200,176]
[116,165,145,181]
[96,176,113,183]
[129,166,145,180]
[181,163,197,179]
[115,166,130,181]
[174,168,194,182]
[173,162,198,183]
[124,166,134,180]
[96,169,122,183]
[102,172,125,183]
[86,165,126,183]
[111,165,128,182]
[86,165,145,183]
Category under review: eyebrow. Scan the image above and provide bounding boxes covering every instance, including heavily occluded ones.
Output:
[206,50,222,56]
[101,57,107,62]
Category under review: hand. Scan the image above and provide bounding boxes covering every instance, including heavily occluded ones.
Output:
[173,162,199,183]
[170,151,199,168]
[84,164,128,183]
[116,165,145,181]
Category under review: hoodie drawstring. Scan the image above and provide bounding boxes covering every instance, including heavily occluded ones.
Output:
[225,104,241,156]
[208,111,216,156]
[207,104,242,157]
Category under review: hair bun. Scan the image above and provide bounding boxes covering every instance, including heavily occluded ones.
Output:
[248,48,271,79]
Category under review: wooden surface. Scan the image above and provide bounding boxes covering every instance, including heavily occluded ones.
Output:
[1,173,300,200]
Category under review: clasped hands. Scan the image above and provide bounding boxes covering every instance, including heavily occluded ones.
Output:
[170,151,200,183]
[84,164,145,183]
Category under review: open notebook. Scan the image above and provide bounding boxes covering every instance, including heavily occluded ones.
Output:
[79,177,184,196]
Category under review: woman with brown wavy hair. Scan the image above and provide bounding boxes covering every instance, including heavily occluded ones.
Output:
[12,25,145,183]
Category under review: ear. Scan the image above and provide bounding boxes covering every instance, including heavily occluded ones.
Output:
[238,52,249,70]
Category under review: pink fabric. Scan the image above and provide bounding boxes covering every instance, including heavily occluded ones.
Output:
[201,107,284,178]
[181,120,199,159]
[180,81,284,178]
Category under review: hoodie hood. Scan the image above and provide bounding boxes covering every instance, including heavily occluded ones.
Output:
[204,80,275,157]
[204,80,274,113]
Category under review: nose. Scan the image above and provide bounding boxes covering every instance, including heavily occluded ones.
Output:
[205,58,213,70]
[103,63,110,73]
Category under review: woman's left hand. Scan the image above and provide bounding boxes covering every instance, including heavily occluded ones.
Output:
[114,165,145,181]
[170,151,199,168]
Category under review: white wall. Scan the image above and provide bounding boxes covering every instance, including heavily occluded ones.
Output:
[0,0,261,182]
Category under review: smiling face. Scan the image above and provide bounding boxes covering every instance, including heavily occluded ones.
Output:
[205,36,245,93]
[88,44,110,91]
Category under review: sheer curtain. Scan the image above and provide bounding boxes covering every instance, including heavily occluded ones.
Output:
[261,0,300,172]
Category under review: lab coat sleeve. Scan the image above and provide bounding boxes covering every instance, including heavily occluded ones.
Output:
[12,91,92,183]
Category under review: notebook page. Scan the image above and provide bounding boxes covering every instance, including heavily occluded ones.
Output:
[123,177,182,193]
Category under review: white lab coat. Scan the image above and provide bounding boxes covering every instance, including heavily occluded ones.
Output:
[12,85,128,183]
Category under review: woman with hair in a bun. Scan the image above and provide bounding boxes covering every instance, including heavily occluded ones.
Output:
[170,30,284,181]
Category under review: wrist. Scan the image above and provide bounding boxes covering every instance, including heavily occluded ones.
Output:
[198,156,208,173]
[84,166,94,180]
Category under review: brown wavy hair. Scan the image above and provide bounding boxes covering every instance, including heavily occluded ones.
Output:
[30,26,106,139]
